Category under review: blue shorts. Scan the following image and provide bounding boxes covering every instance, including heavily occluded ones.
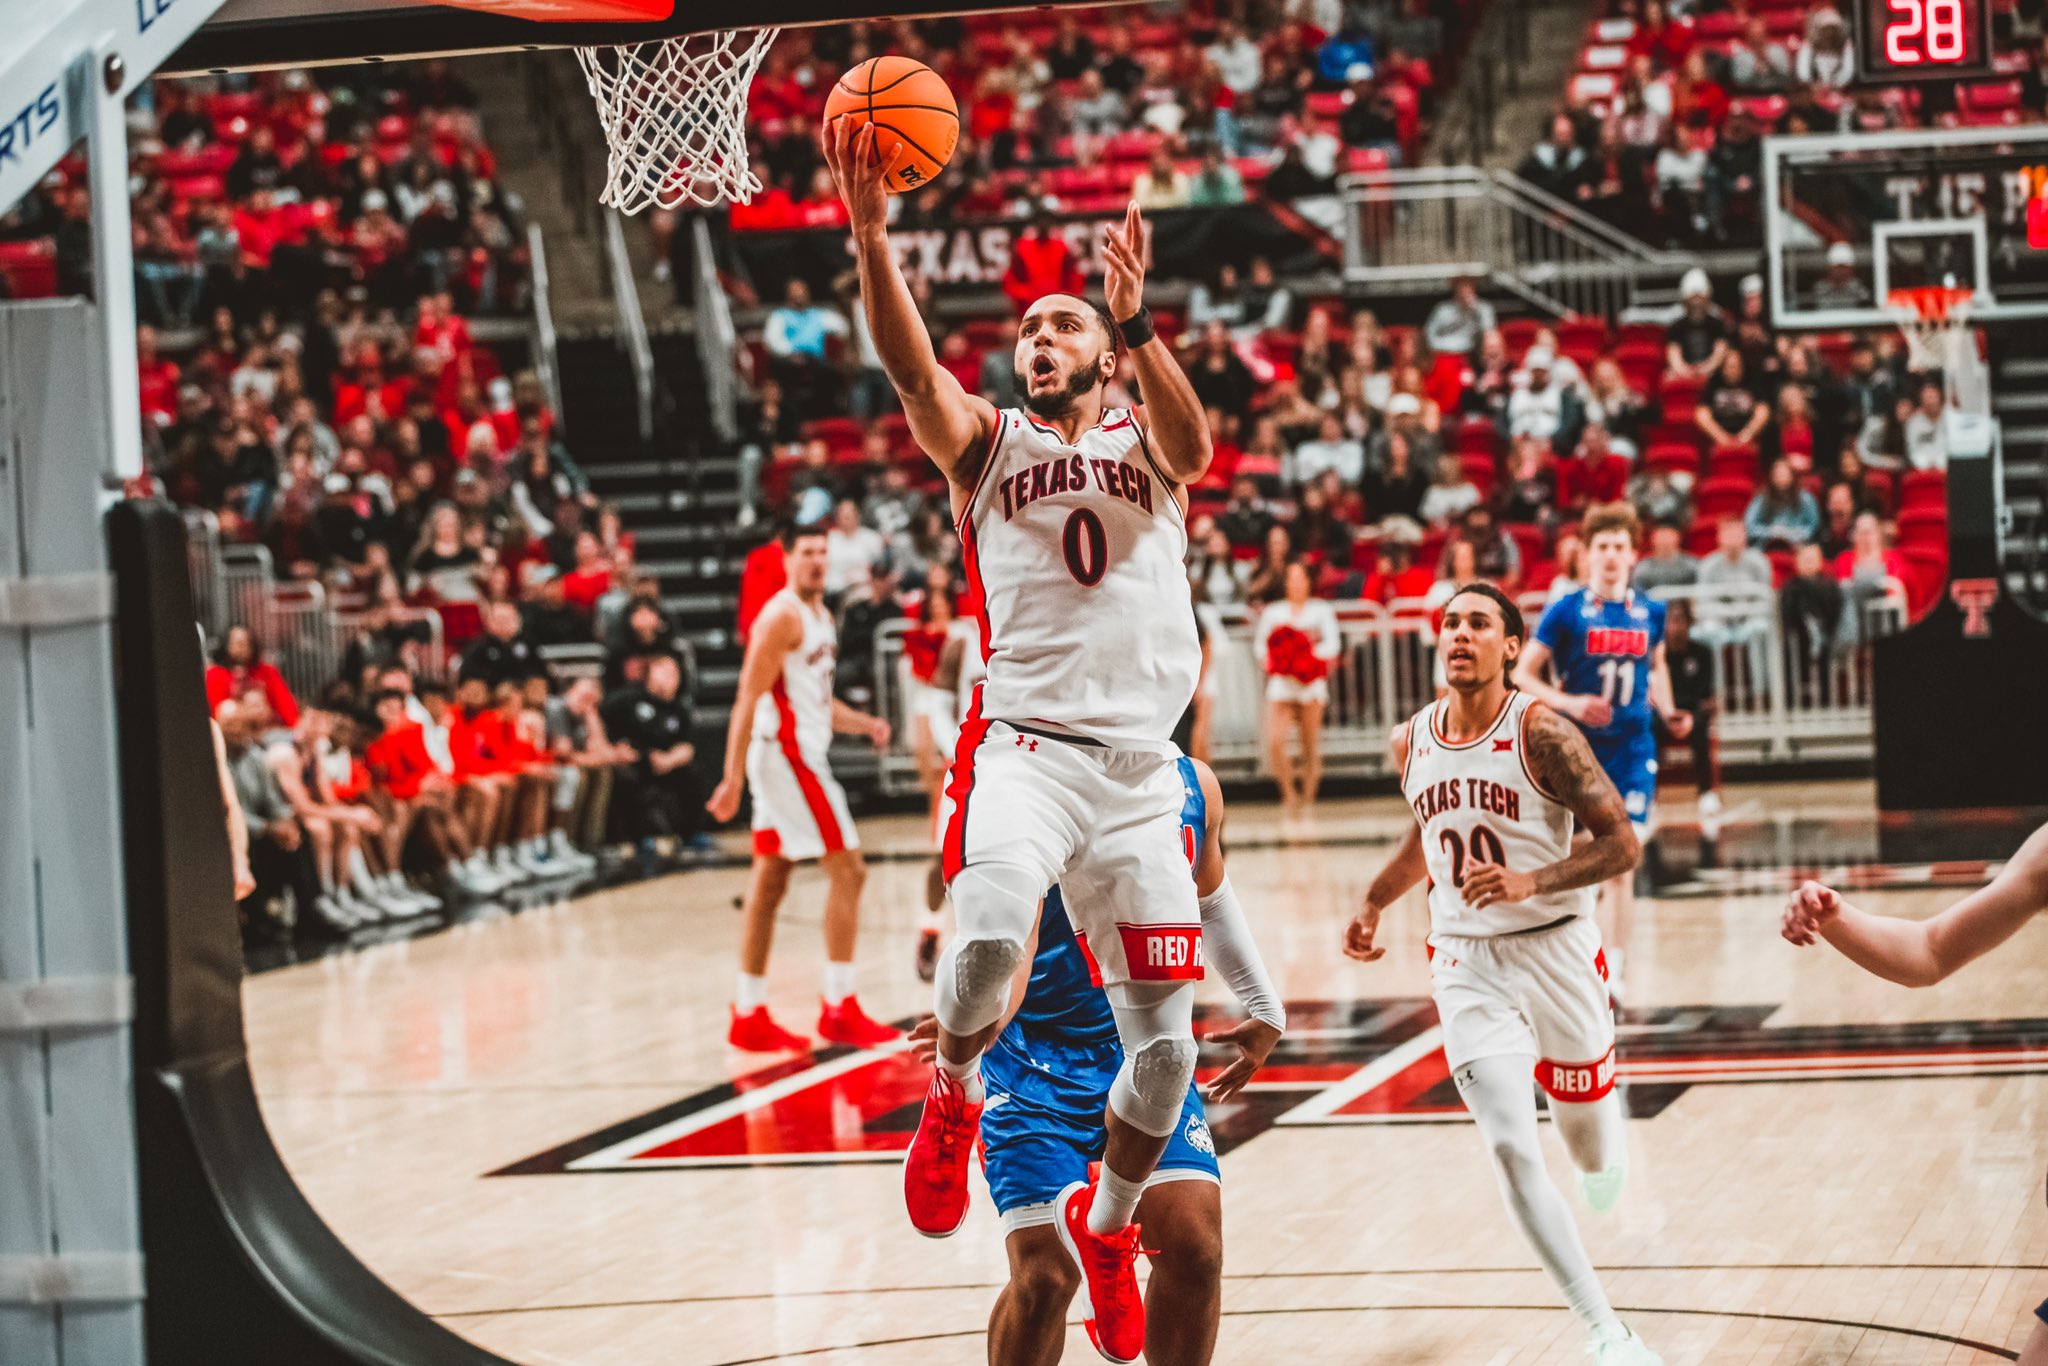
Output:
[1588,724,1658,830]
[981,1032,1219,1234]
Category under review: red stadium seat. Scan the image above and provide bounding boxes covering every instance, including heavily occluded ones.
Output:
[1501,318,1544,360]
[1505,522,1546,570]
[1862,469,1897,513]
[1696,476,1756,521]
[1900,468,1947,511]
[1460,452,1498,494]
[1963,80,2023,112]
[1766,549,1796,587]
[1306,91,1352,119]
[1645,442,1701,477]
[1705,447,1761,483]
[1557,318,1609,354]
[1685,520,1719,557]
[1454,420,1501,455]
[1897,507,1948,549]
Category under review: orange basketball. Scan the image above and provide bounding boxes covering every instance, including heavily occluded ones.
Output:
[823,56,959,195]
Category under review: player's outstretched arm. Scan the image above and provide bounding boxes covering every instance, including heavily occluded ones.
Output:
[822,119,997,491]
[706,602,801,822]
[1782,823,2048,986]
[830,696,891,749]
[1188,760,1284,1099]
[1465,703,1641,908]
[1104,203,1211,485]
[1347,725,1427,961]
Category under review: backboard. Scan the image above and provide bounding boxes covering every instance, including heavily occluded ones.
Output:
[1764,124,2048,330]
[166,0,1121,74]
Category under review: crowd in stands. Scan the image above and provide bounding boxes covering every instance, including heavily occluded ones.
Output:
[61,62,711,947]
[714,0,1441,236]
[1555,0,2048,245]
[754,256,1953,737]
[0,62,526,319]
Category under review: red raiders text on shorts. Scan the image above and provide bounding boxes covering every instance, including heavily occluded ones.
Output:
[1116,923,1205,981]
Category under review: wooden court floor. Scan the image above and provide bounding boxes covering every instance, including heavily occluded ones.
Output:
[245,780,2048,1364]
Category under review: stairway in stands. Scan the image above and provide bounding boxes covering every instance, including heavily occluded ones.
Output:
[554,331,761,764]
[1992,338,2048,611]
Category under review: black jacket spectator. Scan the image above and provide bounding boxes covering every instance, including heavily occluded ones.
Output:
[605,601,691,696]
[601,657,701,844]
[461,603,545,686]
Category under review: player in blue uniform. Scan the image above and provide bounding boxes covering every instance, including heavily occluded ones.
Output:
[912,756,1283,1365]
[1516,503,1692,999]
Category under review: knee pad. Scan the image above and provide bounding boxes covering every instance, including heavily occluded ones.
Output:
[1105,981,1198,1138]
[1109,1033,1198,1138]
[932,863,1040,1035]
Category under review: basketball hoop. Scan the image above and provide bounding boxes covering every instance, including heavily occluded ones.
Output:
[576,26,781,213]
[1887,284,1974,373]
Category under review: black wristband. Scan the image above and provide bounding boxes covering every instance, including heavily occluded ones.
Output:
[1116,306,1155,350]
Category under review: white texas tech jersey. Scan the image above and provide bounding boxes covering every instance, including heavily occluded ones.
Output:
[751,589,836,756]
[957,407,1199,750]
[1401,691,1594,938]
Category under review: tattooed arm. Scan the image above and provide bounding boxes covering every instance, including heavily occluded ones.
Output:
[1462,702,1641,909]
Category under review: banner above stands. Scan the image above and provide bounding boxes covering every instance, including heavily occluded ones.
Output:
[729,205,1339,303]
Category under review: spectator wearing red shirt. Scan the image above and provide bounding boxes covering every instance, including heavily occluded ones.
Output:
[1001,213,1083,316]
[737,536,789,642]
[561,531,615,614]
[1557,420,1630,511]
[206,625,301,726]
[366,688,503,899]
[136,325,181,428]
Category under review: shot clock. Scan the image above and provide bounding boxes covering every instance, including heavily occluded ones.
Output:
[1860,0,1993,81]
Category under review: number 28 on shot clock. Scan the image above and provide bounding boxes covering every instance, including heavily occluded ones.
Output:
[1861,0,1992,80]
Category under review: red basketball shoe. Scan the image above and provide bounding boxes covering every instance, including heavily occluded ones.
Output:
[817,996,901,1048]
[1055,1179,1149,1364]
[902,1067,980,1237]
[727,1005,808,1053]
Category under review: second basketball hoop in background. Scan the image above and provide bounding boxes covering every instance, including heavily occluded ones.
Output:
[824,57,959,194]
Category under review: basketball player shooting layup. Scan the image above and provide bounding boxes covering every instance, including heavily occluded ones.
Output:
[910,756,1281,1366]
[1347,584,1662,1365]
[707,523,898,1053]
[824,117,1214,1362]
[1514,503,1691,1001]
[1782,826,2048,1366]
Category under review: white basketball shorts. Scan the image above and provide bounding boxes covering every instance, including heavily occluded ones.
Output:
[939,713,1199,989]
[1429,915,1616,1104]
[746,735,858,862]
[1264,674,1329,706]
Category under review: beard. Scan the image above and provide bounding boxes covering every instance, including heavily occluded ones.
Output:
[1015,354,1108,418]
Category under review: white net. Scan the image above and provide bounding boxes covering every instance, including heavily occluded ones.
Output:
[1889,289,1987,416]
[576,27,781,214]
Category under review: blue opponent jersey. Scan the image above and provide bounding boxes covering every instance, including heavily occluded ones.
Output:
[1533,588,1665,743]
[1002,756,1208,1051]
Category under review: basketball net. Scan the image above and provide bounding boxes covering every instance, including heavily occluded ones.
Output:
[576,26,780,213]
[1887,285,1988,417]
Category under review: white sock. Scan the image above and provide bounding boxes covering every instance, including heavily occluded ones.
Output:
[823,960,857,1006]
[1087,1163,1146,1234]
[1563,1273,1623,1337]
[936,1049,984,1105]
[735,972,769,1012]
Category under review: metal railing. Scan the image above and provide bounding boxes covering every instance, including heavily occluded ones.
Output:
[184,507,226,637]
[197,542,450,704]
[692,213,741,447]
[603,207,657,444]
[859,587,1907,795]
[528,222,565,427]
[1338,167,1700,320]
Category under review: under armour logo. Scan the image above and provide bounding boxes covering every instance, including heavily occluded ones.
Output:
[1493,739,1514,752]
[1951,578,1998,638]
[1015,735,1039,752]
